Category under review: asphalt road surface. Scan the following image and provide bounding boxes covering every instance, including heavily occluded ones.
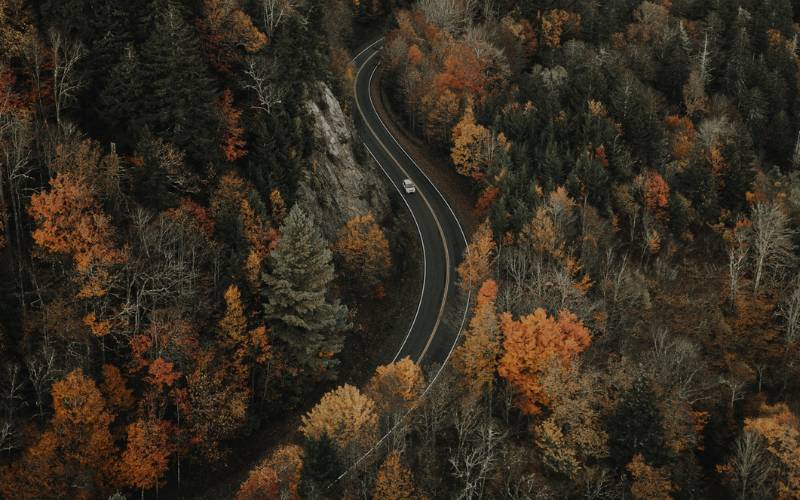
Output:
[352,39,469,371]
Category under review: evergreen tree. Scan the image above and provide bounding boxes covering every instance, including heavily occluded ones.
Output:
[273,1,327,98]
[246,111,302,202]
[263,206,349,383]
[140,2,219,165]
[299,436,343,499]
[100,45,145,148]
[607,376,667,468]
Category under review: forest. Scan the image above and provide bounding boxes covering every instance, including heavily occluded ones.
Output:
[1,0,800,499]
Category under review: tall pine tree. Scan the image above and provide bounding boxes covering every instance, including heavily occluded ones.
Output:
[263,206,349,384]
[607,376,667,468]
[100,45,145,149]
[140,2,219,165]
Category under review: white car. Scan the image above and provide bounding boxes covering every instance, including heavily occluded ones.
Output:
[402,179,416,194]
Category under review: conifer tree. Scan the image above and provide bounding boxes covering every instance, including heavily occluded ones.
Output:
[100,45,145,147]
[299,435,343,499]
[263,206,348,382]
[140,2,219,164]
[608,376,667,468]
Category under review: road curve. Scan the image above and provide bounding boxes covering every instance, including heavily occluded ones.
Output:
[352,39,469,369]
[328,39,472,484]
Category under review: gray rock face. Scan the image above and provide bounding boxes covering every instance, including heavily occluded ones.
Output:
[297,82,389,241]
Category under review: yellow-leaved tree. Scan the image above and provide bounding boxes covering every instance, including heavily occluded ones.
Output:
[300,384,378,462]
[366,357,425,417]
[373,451,417,500]
[744,403,800,498]
[457,220,496,294]
[333,213,392,291]
[451,102,491,180]
[626,454,675,500]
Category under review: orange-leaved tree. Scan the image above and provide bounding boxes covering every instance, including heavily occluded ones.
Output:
[497,308,591,415]
[451,102,491,180]
[453,279,500,396]
[119,418,173,496]
[100,363,135,413]
[2,369,119,498]
[198,0,267,72]
[237,444,303,500]
[626,453,675,500]
[28,172,126,296]
[220,89,247,161]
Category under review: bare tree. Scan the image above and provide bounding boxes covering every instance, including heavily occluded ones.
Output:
[719,374,748,410]
[727,221,750,310]
[777,275,800,350]
[750,202,794,294]
[0,364,24,452]
[450,420,504,499]
[418,0,476,34]
[26,343,58,421]
[728,430,773,500]
[48,30,84,134]
[243,59,285,114]
[261,0,300,38]
[0,97,33,303]
[648,328,711,404]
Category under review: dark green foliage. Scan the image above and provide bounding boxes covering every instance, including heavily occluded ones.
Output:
[273,3,327,98]
[139,2,219,165]
[99,46,145,149]
[607,377,667,468]
[299,435,343,499]
[262,206,349,385]
[246,110,303,203]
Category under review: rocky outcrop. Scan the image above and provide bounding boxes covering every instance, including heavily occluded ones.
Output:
[297,82,389,241]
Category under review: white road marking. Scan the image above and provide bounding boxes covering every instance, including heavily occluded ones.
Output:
[330,38,475,485]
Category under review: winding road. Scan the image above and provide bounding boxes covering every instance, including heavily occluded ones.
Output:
[352,39,470,371]
[324,38,472,483]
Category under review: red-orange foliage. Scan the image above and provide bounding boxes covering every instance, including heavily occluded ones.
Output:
[498,309,591,415]
[147,357,181,391]
[100,364,135,412]
[128,313,200,387]
[407,44,423,65]
[220,89,247,161]
[1,432,65,500]
[28,172,125,273]
[1,369,119,498]
[238,465,280,499]
[237,445,303,500]
[435,43,490,98]
[476,185,500,212]
[642,171,670,214]
[664,115,695,161]
[458,220,496,293]
[119,418,173,494]
[164,198,216,237]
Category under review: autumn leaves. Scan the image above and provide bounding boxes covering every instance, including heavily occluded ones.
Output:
[455,217,592,417]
